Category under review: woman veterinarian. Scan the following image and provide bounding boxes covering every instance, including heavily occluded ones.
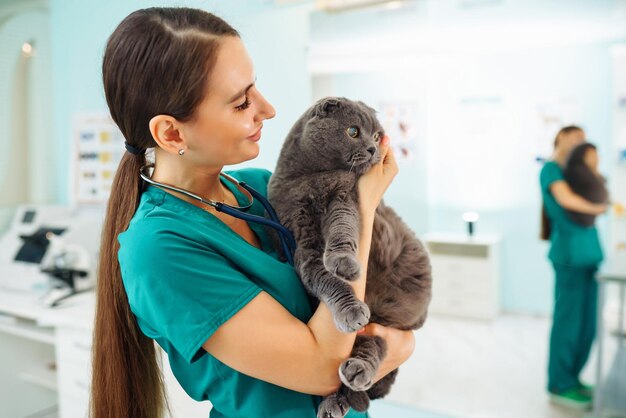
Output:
[90,7,414,418]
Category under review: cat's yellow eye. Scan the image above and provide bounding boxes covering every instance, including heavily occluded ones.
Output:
[347,126,360,138]
[373,132,381,142]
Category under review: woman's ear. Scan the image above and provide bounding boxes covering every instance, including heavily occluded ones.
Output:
[313,97,342,117]
[149,115,185,154]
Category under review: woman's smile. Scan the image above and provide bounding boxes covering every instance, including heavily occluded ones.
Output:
[246,124,263,142]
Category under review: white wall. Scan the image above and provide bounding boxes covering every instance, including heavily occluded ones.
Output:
[0,1,53,232]
[49,0,314,205]
[308,0,626,314]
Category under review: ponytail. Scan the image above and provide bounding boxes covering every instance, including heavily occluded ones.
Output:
[540,206,551,241]
[91,151,168,418]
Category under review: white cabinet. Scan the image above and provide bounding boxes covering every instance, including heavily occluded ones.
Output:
[50,299,213,418]
[55,326,213,418]
[55,327,92,418]
[424,233,502,320]
[0,292,57,418]
[0,290,212,418]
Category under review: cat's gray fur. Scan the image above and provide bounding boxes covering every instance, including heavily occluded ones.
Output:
[267,97,433,418]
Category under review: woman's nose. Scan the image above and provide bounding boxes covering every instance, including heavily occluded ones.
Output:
[256,91,276,121]
[265,102,276,120]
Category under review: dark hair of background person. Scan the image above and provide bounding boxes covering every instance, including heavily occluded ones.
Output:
[91,7,239,418]
[566,142,597,170]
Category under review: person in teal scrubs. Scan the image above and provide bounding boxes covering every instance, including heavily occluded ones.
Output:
[540,126,608,410]
[91,7,414,418]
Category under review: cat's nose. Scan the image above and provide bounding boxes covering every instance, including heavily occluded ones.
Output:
[367,146,377,156]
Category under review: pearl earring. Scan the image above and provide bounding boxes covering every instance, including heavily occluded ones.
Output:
[178,149,185,156]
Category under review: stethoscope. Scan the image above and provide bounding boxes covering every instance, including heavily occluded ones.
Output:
[139,164,297,266]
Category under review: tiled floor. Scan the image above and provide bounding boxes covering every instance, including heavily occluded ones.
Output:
[371,313,622,418]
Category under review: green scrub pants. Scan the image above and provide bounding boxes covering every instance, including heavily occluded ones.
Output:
[548,263,598,393]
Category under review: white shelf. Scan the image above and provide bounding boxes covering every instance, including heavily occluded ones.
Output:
[0,288,51,321]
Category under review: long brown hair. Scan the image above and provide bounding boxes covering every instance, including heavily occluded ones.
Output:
[540,125,583,240]
[91,8,238,418]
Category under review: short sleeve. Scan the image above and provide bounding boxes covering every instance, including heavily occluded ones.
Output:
[118,226,263,364]
[540,162,564,193]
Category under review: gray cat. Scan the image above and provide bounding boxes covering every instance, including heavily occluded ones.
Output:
[267,97,432,418]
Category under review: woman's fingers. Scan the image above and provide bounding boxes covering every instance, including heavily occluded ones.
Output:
[372,136,389,167]
[379,135,398,175]
[378,136,390,164]
[356,323,388,338]
[384,144,398,173]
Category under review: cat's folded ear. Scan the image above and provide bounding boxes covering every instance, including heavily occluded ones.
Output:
[313,97,341,117]
[357,101,377,115]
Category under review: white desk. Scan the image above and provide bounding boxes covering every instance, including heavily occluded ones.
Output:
[0,288,211,418]
[0,289,62,417]
[594,266,626,418]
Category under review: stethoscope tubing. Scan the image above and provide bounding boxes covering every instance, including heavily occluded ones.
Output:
[238,182,297,250]
[139,165,296,266]
[216,202,295,266]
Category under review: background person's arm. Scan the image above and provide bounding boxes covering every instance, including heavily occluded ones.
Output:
[550,180,607,215]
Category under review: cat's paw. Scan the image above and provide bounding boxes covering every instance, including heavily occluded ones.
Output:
[345,389,370,412]
[317,393,350,418]
[339,358,376,392]
[334,300,370,333]
[324,251,361,281]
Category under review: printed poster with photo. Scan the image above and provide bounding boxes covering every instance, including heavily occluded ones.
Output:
[378,102,420,162]
[531,97,582,163]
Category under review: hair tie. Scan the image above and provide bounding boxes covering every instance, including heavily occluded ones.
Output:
[124,142,145,155]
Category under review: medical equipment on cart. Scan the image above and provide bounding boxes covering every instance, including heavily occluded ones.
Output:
[0,205,102,305]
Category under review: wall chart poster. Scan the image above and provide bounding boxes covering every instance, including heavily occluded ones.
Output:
[72,113,125,204]
[379,102,419,162]
[531,97,582,163]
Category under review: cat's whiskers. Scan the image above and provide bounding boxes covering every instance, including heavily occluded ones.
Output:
[348,158,357,174]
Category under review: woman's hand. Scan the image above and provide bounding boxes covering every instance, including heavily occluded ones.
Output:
[550,181,608,216]
[357,136,398,220]
[595,203,609,215]
[357,322,415,384]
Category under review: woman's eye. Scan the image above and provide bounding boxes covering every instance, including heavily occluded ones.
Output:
[373,132,381,142]
[347,126,360,138]
[235,96,251,111]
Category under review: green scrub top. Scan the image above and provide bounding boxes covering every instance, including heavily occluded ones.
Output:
[540,161,603,267]
[117,167,368,418]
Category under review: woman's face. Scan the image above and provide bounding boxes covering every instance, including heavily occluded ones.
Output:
[179,36,276,167]
[584,147,599,171]
[558,129,586,155]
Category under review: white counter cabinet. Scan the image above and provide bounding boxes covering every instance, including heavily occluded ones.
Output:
[0,289,212,418]
[424,233,502,320]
